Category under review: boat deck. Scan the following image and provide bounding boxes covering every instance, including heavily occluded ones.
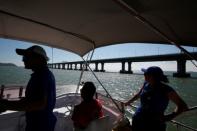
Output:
[0,86,123,131]
[0,85,196,131]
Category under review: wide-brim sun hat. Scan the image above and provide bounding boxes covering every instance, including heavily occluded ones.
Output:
[16,45,49,61]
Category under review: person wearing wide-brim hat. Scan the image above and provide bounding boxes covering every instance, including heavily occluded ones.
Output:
[125,66,188,131]
[0,45,57,131]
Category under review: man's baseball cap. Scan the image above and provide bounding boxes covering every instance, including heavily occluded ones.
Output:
[16,45,49,61]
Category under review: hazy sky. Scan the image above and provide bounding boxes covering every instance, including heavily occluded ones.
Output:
[0,38,197,72]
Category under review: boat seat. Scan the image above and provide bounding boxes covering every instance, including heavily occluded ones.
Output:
[74,115,110,131]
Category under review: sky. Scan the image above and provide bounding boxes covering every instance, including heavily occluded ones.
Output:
[0,38,197,72]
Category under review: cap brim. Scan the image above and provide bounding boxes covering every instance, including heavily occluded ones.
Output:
[45,57,49,61]
[16,49,27,56]
[141,68,147,73]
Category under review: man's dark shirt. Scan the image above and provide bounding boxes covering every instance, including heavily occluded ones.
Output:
[25,66,56,131]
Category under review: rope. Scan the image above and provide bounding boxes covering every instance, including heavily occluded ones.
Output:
[51,47,54,73]
[76,68,84,93]
[76,43,95,93]
[81,57,123,113]
[76,42,123,113]
[75,59,88,93]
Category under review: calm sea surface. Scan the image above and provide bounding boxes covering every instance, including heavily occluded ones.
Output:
[0,66,196,130]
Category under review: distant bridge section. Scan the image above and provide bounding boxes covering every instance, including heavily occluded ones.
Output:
[48,52,197,77]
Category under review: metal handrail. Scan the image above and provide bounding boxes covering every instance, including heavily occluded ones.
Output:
[96,92,197,131]
[1,85,197,131]
[171,120,197,131]
[169,106,197,131]
[0,85,25,99]
[128,104,197,131]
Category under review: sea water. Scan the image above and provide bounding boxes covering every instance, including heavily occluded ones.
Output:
[0,66,196,130]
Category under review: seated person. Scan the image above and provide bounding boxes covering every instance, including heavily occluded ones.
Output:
[72,82,104,129]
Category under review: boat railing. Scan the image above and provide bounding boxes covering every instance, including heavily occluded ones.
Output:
[1,85,196,131]
[96,92,197,131]
[127,104,197,131]
[0,85,25,99]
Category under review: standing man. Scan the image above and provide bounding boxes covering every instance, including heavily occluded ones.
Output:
[0,45,57,131]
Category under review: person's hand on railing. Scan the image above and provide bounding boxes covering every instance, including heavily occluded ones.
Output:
[124,102,130,106]
[162,112,177,122]
[162,106,192,123]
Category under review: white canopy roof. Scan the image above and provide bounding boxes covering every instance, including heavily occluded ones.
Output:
[0,0,197,56]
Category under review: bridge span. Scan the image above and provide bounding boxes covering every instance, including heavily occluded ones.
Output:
[48,52,197,77]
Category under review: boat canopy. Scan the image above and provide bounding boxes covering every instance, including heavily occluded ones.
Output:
[0,0,197,56]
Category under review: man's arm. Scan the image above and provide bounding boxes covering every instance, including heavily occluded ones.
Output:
[0,95,47,112]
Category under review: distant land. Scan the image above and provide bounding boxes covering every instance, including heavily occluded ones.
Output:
[0,63,17,67]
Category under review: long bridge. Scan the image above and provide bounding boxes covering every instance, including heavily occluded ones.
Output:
[48,52,197,77]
